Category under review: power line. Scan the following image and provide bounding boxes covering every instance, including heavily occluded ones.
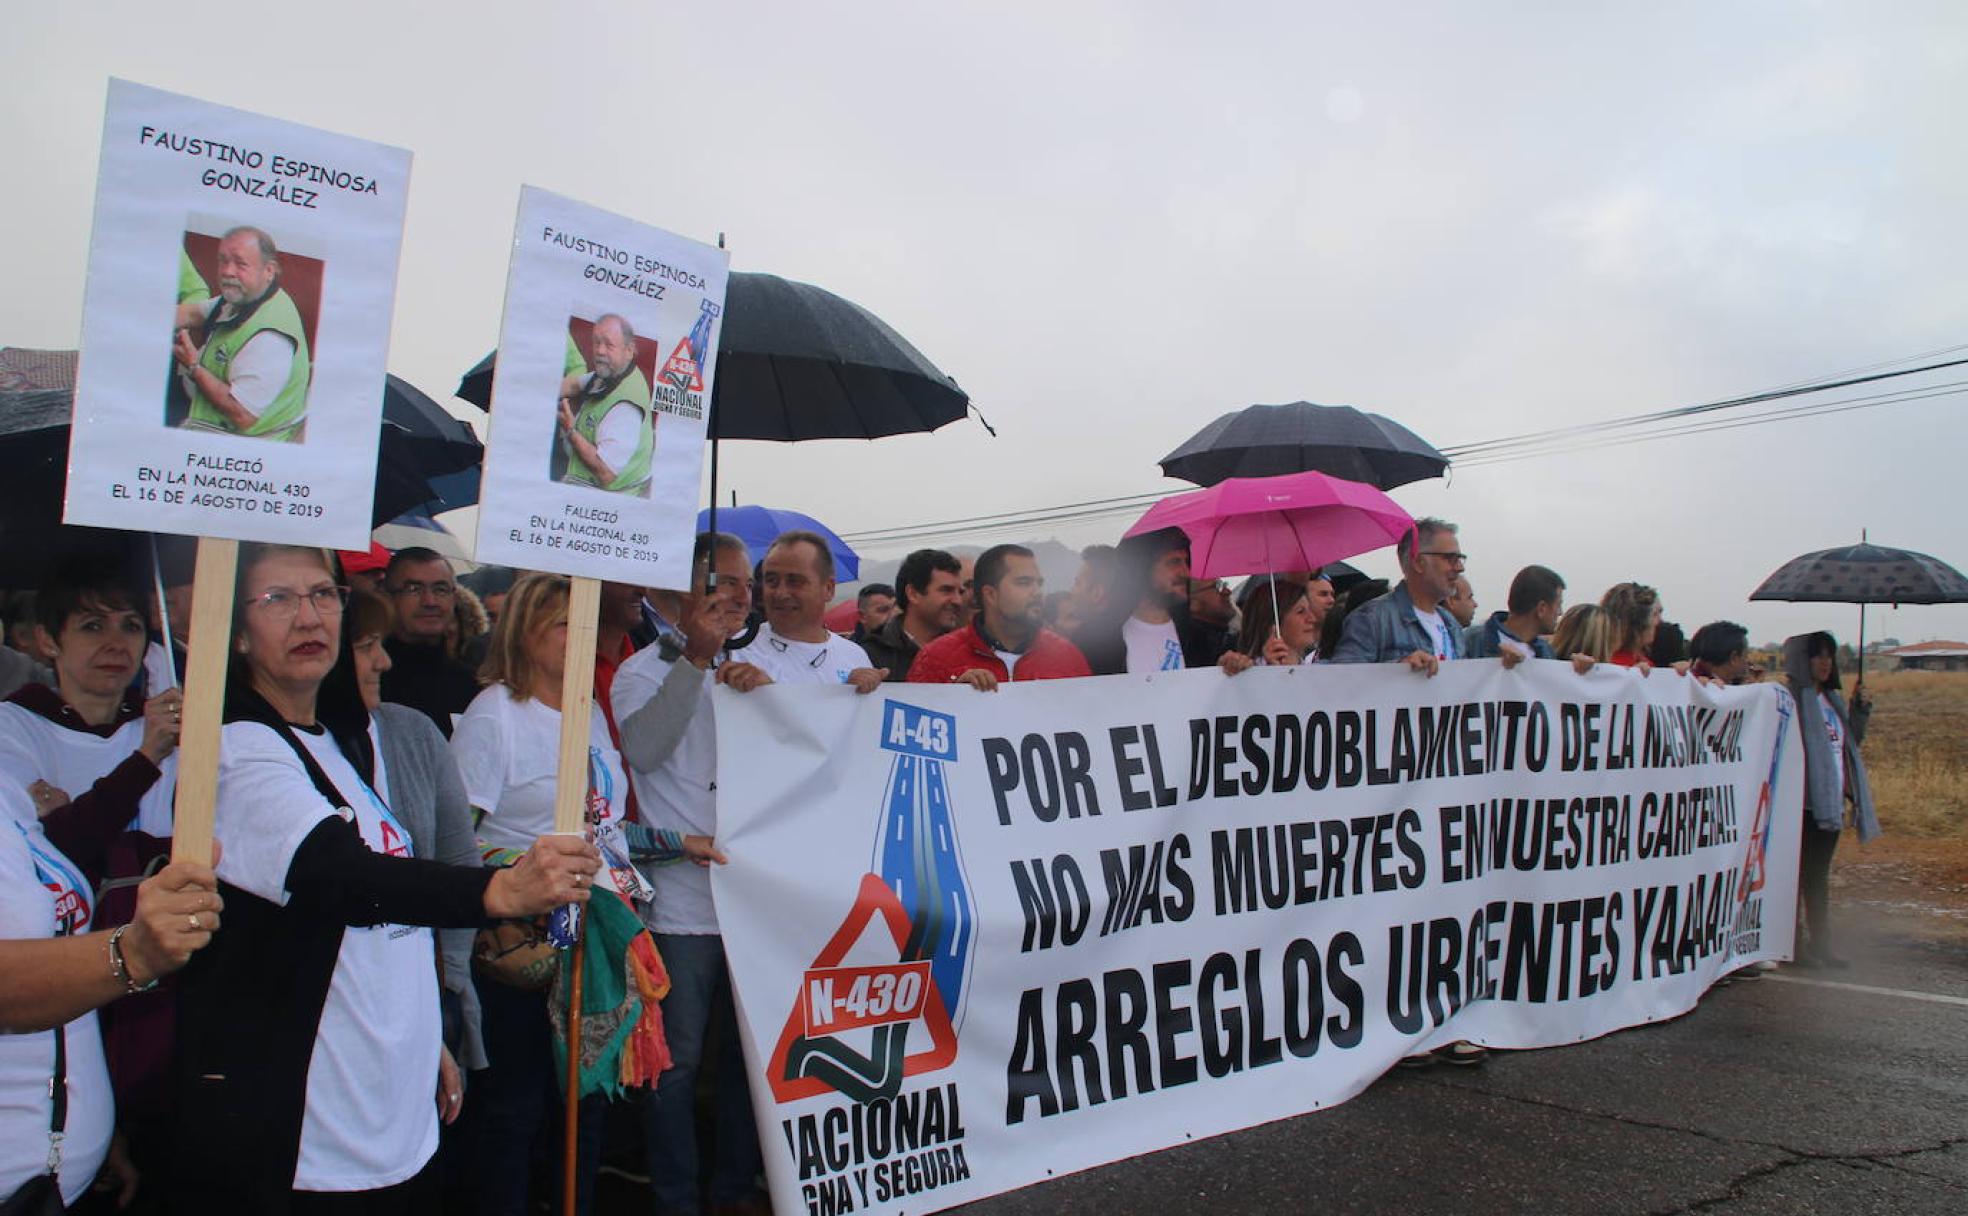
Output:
[1440,355,1968,459]
[839,347,1968,547]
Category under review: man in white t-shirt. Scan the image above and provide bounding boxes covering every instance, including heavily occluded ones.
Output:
[1073,528,1228,676]
[720,531,887,693]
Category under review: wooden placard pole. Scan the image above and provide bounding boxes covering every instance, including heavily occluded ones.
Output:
[169,536,240,866]
[556,574,601,1216]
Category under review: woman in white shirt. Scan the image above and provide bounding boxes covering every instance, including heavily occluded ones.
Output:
[450,572,627,1216]
[171,545,599,1215]
[0,556,182,874]
[0,785,217,1208]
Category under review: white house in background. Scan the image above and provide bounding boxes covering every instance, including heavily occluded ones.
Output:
[1886,640,1968,673]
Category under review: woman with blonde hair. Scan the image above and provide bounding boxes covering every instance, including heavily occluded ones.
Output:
[451,573,712,1215]
[1551,603,1618,674]
[1599,582,1661,668]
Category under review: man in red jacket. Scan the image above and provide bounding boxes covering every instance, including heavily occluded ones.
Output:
[909,544,1091,689]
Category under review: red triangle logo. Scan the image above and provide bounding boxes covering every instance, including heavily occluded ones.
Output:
[660,339,704,392]
[766,872,960,1104]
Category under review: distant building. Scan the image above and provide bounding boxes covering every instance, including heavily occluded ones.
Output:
[1886,640,1968,673]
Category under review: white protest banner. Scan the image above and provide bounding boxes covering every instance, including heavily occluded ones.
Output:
[66,79,410,549]
[712,660,1803,1215]
[473,186,728,591]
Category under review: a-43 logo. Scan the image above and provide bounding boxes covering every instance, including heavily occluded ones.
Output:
[768,701,974,1103]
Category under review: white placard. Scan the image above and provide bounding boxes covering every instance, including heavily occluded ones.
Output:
[472,187,727,589]
[65,79,411,549]
[713,661,1804,1214]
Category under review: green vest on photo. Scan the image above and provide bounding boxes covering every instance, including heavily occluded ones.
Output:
[177,250,209,304]
[562,365,654,493]
[186,287,312,442]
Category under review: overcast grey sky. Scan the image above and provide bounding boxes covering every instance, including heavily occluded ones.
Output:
[6,1,1965,645]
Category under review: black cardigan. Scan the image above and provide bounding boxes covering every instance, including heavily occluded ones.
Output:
[171,712,496,1212]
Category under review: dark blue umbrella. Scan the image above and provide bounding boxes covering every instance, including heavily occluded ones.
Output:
[1750,535,1968,678]
[694,505,859,580]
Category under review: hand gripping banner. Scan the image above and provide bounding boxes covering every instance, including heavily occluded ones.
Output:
[713,662,1804,1215]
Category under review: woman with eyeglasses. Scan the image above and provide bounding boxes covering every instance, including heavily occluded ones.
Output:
[170,544,600,1214]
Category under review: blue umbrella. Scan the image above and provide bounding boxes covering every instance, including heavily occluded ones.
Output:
[695,505,859,580]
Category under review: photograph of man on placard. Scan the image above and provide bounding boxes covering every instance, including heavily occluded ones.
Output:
[552,311,658,497]
[167,222,320,442]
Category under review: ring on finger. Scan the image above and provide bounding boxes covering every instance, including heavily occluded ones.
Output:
[187,912,200,932]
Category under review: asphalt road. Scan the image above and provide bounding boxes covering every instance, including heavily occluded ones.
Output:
[949,905,1968,1216]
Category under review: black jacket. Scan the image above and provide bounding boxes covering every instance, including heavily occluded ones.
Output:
[379,637,481,738]
[1072,606,1228,676]
[172,690,493,1212]
[859,616,929,682]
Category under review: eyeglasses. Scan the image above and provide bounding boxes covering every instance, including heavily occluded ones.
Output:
[243,585,349,619]
[389,580,456,601]
[1418,551,1469,565]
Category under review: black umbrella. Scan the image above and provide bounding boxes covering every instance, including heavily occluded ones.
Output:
[1159,401,1447,490]
[0,367,480,587]
[1749,536,1968,679]
[457,271,970,439]
[456,270,973,605]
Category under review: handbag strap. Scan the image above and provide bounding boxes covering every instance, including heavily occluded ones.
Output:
[48,1023,66,1170]
[266,719,356,813]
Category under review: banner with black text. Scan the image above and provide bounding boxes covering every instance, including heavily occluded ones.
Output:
[712,660,1803,1215]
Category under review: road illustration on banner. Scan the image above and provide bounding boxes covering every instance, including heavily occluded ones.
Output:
[769,701,975,1103]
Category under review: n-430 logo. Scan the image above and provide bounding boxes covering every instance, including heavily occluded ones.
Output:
[769,701,975,1103]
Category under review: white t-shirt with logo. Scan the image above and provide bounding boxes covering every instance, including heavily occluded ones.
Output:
[1413,606,1455,660]
[213,719,440,1192]
[1121,616,1184,673]
[0,702,177,836]
[0,793,113,1206]
[611,646,719,934]
[730,622,871,686]
[451,685,632,891]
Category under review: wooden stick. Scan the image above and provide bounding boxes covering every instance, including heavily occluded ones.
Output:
[562,915,588,1216]
[554,576,601,833]
[555,575,600,1216]
[170,537,239,865]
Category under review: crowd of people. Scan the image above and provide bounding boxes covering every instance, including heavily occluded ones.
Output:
[0,517,1876,1214]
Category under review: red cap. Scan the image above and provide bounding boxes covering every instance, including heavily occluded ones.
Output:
[339,542,392,575]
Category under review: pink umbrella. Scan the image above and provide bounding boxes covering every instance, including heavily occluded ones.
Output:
[1123,470,1413,579]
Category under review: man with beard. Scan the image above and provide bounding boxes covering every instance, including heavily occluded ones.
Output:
[860,548,964,682]
[1332,518,1491,675]
[558,313,655,494]
[909,544,1090,687]
[172,226,311,441]
[1073,527,1226,675]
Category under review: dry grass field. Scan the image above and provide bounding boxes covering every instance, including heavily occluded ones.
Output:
[1827,669,1968,938]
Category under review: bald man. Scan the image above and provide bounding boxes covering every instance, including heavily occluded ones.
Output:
[557,313,655,494]
[172,226,311,441]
